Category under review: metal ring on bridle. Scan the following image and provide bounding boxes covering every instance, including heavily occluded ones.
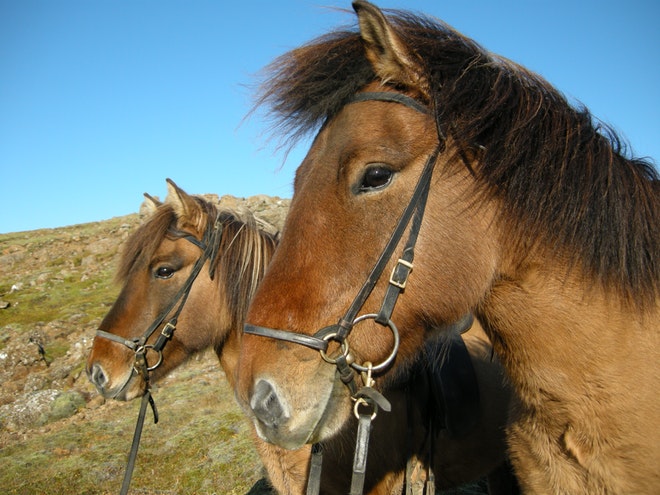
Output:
[136,345,163,372]
[353,397,378,420]
[319,332,350,364]
[349,314,400,373]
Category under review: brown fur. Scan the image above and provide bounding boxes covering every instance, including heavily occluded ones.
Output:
[236,2,660,494]
[86,180,516,494]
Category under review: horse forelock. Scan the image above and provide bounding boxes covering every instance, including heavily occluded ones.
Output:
[256,7,659,309]
[116,205,177,284]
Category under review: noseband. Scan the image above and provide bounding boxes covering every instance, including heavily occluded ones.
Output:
[244,92,461,495]
[94,214,223,495]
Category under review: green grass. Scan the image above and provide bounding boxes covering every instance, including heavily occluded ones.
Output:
[0,217,130,328]
[0,360,265,495]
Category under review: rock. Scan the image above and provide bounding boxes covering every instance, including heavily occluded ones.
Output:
[40,390,86,424]
[0,389,59,431]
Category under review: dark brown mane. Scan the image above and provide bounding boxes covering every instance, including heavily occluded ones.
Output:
[117,198,277,328]
[255,9,659,307]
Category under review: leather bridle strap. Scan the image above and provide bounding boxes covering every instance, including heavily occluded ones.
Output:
[330,138,440,343]
[120,389,156,495]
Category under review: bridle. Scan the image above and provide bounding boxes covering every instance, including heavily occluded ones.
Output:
[94,214,223,495]
[244,91,458,495]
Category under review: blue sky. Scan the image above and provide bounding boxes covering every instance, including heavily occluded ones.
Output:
[1,0,658,233]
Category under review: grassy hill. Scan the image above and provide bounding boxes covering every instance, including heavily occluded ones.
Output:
[0,203,274,495]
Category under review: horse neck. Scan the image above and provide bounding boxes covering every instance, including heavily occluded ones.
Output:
[479,251,658,404]
[478,246,660,492]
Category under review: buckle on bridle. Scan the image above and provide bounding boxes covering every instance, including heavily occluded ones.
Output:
[389,258,413,290]
[160,321,175,340]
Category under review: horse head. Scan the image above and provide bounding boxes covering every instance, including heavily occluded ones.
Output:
[236,0,498,449]
[86,179,243,400]
[236,3,659,493]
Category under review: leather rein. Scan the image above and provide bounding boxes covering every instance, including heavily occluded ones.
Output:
[244,91,449,495]
[94,214,223,495]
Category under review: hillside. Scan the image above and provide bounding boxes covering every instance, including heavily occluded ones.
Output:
[0,194,288,495]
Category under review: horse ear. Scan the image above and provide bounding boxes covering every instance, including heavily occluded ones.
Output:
[140,192,162,221]
[164,178,204,231]
[353,0,430,98]
[143,193,161,211]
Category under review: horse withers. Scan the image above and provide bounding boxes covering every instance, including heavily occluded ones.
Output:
[235,2,659,494]
[86,179,516,494]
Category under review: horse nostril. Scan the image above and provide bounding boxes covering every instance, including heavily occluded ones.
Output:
[250,379,287,429]
[88,363,108,390]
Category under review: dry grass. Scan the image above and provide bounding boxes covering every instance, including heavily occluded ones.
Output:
[0,353,266,495]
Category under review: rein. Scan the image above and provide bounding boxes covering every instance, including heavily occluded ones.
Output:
[244,91,449,495]
[94,215,223,495]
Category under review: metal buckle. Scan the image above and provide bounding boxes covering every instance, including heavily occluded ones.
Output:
[389,258,413,289]
[160,321,175,340]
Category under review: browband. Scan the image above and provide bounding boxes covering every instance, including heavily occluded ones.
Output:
[348,92,429,115]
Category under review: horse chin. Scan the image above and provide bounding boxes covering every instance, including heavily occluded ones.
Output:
[103,372,146,402]
[307,386,353,444]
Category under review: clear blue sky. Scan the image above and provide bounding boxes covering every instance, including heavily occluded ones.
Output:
[1,0,658,233]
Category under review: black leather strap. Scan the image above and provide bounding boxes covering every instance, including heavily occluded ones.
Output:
[350,413,373,495]
[243,325,329,352]
[348,92,429,115]
[305,443,324,495]
[119,388,158,495]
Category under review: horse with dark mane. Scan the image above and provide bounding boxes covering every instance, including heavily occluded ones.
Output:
[235,2,659,494]
[86,179,516,494]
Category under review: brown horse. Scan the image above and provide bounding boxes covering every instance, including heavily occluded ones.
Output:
[86,179,516,494]
[235,2,660,494]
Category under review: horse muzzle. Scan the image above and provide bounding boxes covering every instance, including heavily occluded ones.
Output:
[86,360,144,401]
[243,367,349,450]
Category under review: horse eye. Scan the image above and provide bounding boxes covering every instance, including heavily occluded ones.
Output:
[359,166,393,192]
[155,266,175,279]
